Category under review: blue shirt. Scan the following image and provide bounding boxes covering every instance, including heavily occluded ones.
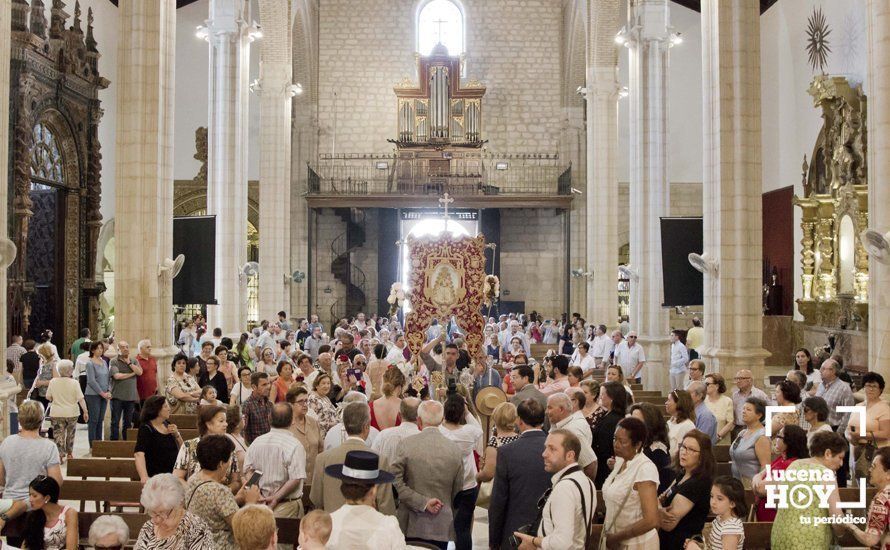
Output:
[695,401,717,443]
[473,367,502,399]
[85,358,111,396]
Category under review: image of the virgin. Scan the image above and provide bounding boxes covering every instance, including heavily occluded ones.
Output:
[426,261,462,307]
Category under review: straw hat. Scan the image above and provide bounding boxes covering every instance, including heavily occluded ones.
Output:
[474,386,507,417]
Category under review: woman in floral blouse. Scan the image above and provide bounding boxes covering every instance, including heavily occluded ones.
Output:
[307,373,339,439]
[135,473,213,550]
[173,405,242,495]
[165,353,201,415]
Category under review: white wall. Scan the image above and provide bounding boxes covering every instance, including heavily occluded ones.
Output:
[760,0,867,318]
[617,2,703,184]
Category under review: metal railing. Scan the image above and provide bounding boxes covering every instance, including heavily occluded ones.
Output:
[308,154,570,197]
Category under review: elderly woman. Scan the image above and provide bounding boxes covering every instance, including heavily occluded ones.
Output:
[88,515,130,550]
[287,385,323,494]
[771,432,847,549]
[729,396,771,487]
[846,447,890,546]
[704,372,734,445]
[601,417,660,550]
[308,373,339,438]
[165,353,201,415]
[847,372,890,478]
[135,395,182,483]
[85,340,111,446]
[174,405,241,493]
[46,360,88,462]
[0,401,63,531]
[32,342,56,411]
[135,473,213,549]
[476,402,519,484]
[185,435,260,549]
[20,475,78,550]
[752,424,809,521]
[684,359,706,388]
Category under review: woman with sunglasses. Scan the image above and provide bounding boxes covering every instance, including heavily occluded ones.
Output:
[135,473,213,549]
[751,424,809,521]
[703,373,734,445]
[20,475,77,550]
[658,430,715,550]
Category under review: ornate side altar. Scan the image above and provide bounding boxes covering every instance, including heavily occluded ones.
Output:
[793,75,868,331]
[404,233,489,363]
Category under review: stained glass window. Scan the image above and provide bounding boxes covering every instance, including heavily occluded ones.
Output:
[31,123,64,183]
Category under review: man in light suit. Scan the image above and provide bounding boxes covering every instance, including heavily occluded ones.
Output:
[489,398,551,549]
[392,400,464,550]
[310,401,396,515]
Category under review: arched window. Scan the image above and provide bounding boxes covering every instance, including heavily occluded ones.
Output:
[417,0,464,56]
[31,123,64,187]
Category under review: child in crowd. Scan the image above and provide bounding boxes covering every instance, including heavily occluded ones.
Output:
[685,476,746,550]
[298,509,332,550]
[199,386,221,406]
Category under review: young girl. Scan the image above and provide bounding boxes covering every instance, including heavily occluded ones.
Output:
[685,476,746,550]
[199,386,221,406]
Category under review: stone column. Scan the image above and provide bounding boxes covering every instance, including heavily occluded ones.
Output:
[867,1,890,378]
[257,0,293,321]
[114,0,178,381]
[205,0,251,334]
[586,0,621,327]
[0,0,17,439]
[627,0,671,391]
[699,0,769,381]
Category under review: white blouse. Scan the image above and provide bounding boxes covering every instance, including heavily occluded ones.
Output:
[601,452,660,548]
[667,418,696,459]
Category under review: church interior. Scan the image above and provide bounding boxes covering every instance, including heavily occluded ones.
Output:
[0,0,888,546]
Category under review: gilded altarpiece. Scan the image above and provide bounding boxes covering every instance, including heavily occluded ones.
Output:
[6,1,107,351]
[793,75,868,334]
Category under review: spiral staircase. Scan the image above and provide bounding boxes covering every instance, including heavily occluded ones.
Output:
[329,208,369,322]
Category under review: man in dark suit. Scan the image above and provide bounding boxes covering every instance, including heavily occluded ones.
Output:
[489,398,551,549]
[509,365,547,410]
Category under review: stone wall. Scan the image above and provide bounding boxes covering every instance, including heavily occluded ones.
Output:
[316,0,563,155]
[499,208,566,317]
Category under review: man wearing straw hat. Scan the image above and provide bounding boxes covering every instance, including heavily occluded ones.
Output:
[324,450,407,549]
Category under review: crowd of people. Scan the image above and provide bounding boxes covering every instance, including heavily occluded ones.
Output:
[0,311,887,549]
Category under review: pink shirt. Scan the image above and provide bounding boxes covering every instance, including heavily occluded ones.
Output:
[539,377,570,396]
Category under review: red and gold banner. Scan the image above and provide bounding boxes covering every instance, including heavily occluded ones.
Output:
[404,233,487,362]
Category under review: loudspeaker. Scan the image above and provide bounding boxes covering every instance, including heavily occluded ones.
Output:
[660,217,703,307]
[173,216,217,305]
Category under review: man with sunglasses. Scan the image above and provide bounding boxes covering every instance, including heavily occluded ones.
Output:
[730,369,768,441]
[613,331,646,383]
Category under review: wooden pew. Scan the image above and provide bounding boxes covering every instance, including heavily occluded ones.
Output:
[59,479,144,513]
[713,445,730,462]
[91,440,137,458]
[126,428,198,441]
[169,414,198,429]
[67,458,139,480]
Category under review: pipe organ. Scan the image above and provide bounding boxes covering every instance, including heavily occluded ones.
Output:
[392,43,486,146]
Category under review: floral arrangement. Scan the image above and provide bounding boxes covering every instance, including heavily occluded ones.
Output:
[387,282,408,315]
[483,274,500,307]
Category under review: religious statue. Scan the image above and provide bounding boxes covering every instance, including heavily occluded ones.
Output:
[431,266,458,306]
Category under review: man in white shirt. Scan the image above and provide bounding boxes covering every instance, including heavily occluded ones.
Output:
[614,331,646,382]
[323,392,380,451]
[244,403,306,519]
[325,450,406,549]
[589,325,611,365]
[512,430,596,550]
[384,334,408,364]
[571,342,597,378]
[669,329,690,391]
[255,322,281,359]
[353,312,367,332]
[545,393,596,481]
[371,398,421,466]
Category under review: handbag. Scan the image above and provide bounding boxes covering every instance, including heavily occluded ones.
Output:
[476,480,493,509]
[598,462,636,550]
[854,433,877,480]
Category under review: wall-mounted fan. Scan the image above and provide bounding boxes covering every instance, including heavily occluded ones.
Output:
[688,252,718,277]
[0,238,17,269]
[862,230,890,264]
[158,254,185,278]
[618,265,639,282]
[241,261,259,277]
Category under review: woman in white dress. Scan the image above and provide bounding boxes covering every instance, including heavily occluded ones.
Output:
[601,417,660,549]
